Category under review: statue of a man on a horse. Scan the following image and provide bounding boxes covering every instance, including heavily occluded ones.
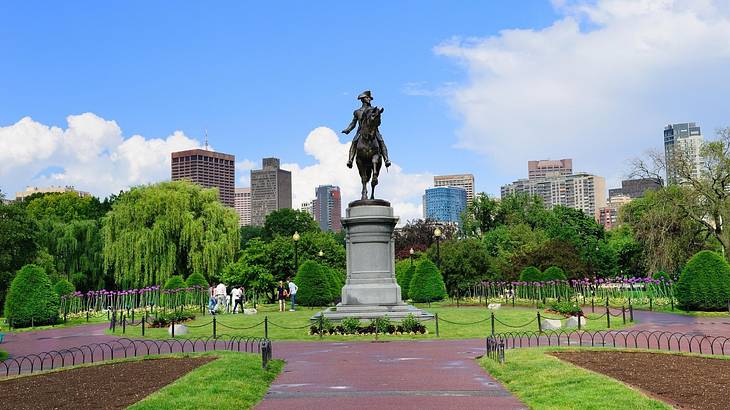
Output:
[342,90,391,200]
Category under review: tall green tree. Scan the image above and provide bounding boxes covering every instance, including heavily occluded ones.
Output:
[263,208,319,239]
[0,203,39,314]
[102,181,239,287]
[427,238,491,294]
[460,193,500,238]
[394,218,457,259]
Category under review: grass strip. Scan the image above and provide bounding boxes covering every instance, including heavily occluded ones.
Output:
[480,347,670,410]
[0,350,7,361]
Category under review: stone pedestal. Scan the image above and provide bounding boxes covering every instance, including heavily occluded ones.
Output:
[315,200,433,321]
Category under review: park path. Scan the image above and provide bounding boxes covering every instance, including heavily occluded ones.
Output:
[0,323,117,357]
[256,339,525,410]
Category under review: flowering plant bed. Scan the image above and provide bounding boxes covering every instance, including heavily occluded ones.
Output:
[548,301,583,317]
[147,311,196,328]
[309,314,428,336]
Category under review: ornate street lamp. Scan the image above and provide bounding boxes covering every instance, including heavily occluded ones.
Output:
[409,247,414,266]
[434,227,442,267]
[318,250,324,257]
[292,231,300,271]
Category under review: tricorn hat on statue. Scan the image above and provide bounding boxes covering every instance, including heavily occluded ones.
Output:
[357,90,372,100]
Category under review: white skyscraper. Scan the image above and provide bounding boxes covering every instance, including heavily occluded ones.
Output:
[234,187,251,226]
[664,123,703,184]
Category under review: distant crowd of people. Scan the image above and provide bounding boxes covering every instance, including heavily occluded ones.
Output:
[207,278,298,314]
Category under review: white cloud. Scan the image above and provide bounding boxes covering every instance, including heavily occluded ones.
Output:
[283,127,431,224]
[435,0,730,183]
[0,113,201,197]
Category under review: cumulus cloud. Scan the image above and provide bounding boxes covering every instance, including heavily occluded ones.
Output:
[283,127,432,223]
[435,0,730,185]
[0,113,201,197]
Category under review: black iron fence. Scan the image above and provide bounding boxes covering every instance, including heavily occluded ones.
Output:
[485,336,505,364]
[0,336,272,378]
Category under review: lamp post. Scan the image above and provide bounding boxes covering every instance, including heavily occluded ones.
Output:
[434,227,442,267]
[409,247,414,266]
[318,250,324,257]
[292,231,300,272]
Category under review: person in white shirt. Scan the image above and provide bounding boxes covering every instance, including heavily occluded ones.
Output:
[215,282,227,313]
[287,278,298,312]
[232,286,243,313]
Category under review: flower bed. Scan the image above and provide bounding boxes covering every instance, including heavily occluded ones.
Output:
[309,315,428,336]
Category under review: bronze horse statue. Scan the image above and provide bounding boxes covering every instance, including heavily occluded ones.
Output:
[355,106,385,200]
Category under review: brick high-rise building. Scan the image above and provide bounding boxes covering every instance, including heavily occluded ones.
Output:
[528,159,572,179]
[234,187,251,226]
[314,185,342,232]
[171,149,235,207]
[250,157,292,226]
[434,174,475,204]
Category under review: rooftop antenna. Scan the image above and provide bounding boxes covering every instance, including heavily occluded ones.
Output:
[204,129,209,150]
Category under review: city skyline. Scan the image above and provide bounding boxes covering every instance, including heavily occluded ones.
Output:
[3,1,730,223]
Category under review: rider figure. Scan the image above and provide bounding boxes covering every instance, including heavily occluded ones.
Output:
[343,90,391,169]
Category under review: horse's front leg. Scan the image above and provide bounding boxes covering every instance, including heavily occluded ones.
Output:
[370,155,381,200]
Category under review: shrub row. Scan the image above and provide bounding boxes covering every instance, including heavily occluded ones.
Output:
[310,315,427,336]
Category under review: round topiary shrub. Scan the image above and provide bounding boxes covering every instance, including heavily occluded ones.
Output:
[395,259,416,300]
[185,272,209,288]
[675,250,730,311]
[4,264,60,327]
[325,267,344,304]
[163,275,186,290]
[53,278,76,297]
[542,266,567,281]
[520,266,542,282]
[409,259,447,303]
[294,260,333,306]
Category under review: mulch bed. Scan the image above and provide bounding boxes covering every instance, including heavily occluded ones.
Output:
[551,351,730,409]
[1,356,216,409]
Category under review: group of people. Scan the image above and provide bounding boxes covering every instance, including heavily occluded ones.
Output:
[208,282,246,314]
[277,279,298,312]
[205,279,299,314]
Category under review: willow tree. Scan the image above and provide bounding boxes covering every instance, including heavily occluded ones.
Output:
[102,181,239,288]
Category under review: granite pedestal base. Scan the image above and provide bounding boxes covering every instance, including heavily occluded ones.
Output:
[313,200,433,321]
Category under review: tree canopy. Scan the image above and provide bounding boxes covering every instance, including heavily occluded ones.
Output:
[263,208,319,239]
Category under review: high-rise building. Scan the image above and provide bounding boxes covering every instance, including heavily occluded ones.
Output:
[250,157,292,226]
[423,186,468,224]
[171,149,235,207]
[314,185,342,232]
[597,194,632,230]
[434,174,475,204]
[501,173,606,218]
[528,159,573,179]
[664,122,703,184]
[300,200,315,217]
[608,178,663,199]
[234,188,252,227]
[15,185,91,201]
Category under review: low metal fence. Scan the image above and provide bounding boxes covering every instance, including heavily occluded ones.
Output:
[485,336,505,364]
[0,336,272,378]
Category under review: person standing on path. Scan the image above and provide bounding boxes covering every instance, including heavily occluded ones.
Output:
[231,286,243,313]
[287,278,298,312]
[277,281,288,312]
[215,282,227,313]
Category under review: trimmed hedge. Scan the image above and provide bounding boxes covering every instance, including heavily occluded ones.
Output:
[4,264,60,328]
[395,259,416,300]
[53,278,76,297]
[409,259,447,303]
[294,260,334,306]
[675,250,730,311]
[185,272,209,288]
[163,275,186,290]
[542,266,567,281]
[520,266,542,282]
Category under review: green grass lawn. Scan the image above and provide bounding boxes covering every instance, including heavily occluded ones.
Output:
[1,314,109,333]
[130,352,283,410]
[107,302,632,341]
[480,347,670,410]
[0,350,7,361]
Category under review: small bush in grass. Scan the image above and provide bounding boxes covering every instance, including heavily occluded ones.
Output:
[542,266,567,281]
[675,250,730,311]
[396,260,416,300]
[401,313,423,333]
[4,264,59,328]
[409,259,447,303]
[163,275,186,290]
[520,266,542,282]
[550,301,583,317]
[652,271,674,282]
[185,272,209,288]
[295,261,333,307]
[53,278,76,297]
[342,317,360,334]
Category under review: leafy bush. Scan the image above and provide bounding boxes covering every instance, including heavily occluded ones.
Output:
[325,267,344,304]
[652,271,674,282]
[401,313,425,333]
[342,317,361,334]
[295,261,333,306]
[549,301,583,317]
[409,259,447,303]
[4,264,60,327]
[185,272,209,288]
[372,316,392,333]
[163,275,186,290]
[542,266,567,281]
[520,266,542,282]
[53,278,76,297]
[396,260,416,300]
[675,250,730,311]
[149,310,196,328]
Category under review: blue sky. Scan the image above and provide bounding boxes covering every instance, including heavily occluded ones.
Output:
[2,1,730,221]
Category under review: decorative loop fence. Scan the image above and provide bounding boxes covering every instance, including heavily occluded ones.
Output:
[485,336,506,364]
[0,336,272,378]
[482,329,730,364]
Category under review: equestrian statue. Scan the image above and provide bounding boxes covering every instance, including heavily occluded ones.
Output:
[342,90,391,200]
